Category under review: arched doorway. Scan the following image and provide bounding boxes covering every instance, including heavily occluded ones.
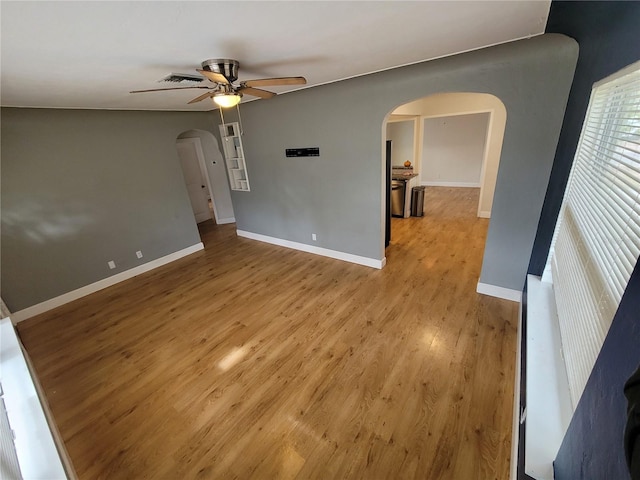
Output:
[382,92,507,258]
[386,92,506,219]
[176,129,235,227]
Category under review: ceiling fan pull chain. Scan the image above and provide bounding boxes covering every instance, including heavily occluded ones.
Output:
[218,105,226,130]
[236,104,244,136]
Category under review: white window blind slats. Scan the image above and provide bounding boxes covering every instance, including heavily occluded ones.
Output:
[581,136,640,173]
[569,172,636,299]
[587,117,638,124]
[594,78,640,93]
[593,80,640,101]
[544,61,640,409]
[594,92,636,106]
[574,171,635,243]
[553,231,616,405]
[584,155,640,258]
[582,132,640,157]
[594,84,640,96]
[590,106,640,115]
[605,169,640,198]
[623,139,640,150]
[592,89,640,100]
[552,230,603,404]
[566,198,626,300]
[581,134,640,171]
[592,91,640,103]
[569,175,627,261]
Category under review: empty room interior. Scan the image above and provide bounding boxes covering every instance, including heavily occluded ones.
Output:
[1,2,639,480]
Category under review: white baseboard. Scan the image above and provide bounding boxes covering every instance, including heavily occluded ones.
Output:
[10,243,204,323]
[216,217,236,225]
[478,210,491,218]
[476,282,522,302]
[236,230,385,269]
[421,181,481,188]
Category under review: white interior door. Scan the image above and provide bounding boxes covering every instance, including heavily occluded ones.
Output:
[176,140,212,223]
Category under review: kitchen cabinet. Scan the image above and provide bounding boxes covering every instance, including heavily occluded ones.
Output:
[219,122,250,191]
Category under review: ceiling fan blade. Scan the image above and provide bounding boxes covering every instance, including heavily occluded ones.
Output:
[243,77,306,88]
[238,86,277,99]
[130,86,210,93]
[197,69,230,84]
[188,92,215,104]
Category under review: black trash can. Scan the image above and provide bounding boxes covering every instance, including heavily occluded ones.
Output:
[411,186,425,217]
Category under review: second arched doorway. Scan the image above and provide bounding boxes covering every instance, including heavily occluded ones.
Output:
[176,129,236,228]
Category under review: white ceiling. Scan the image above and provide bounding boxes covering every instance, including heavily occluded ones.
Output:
[0,1,550,111]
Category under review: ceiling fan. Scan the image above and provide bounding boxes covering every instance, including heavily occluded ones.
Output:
[130,59,307,108]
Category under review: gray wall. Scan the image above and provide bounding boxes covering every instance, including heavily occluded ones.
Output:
[220,34,578,291]
[1,108,215,311]
[1,34,578,312]
[422,113,489,186]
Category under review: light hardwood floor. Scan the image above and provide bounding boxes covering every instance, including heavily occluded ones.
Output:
[18,187,518,479]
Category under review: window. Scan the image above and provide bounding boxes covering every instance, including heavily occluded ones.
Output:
[545,61,640,408]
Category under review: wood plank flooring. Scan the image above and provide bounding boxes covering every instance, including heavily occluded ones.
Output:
[17,187,518,479]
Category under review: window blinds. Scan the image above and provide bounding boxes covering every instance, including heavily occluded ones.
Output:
[547,61,640,408]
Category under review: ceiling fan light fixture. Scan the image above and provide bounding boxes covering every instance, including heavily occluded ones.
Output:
[213,93,241,108]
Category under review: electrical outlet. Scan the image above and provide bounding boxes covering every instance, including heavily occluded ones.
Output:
[312,233,317,241]
[136,251,143,259]
[108,261,116,270]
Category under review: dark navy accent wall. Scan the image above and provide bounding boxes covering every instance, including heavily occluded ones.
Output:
[530,2,640,479]
[554,262,640,479]
[528,1,640,275]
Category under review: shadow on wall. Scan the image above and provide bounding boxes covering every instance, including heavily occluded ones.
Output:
[176,129,235,227]
[387,92,506,219]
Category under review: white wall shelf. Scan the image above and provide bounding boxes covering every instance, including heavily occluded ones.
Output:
[219,122,250,192]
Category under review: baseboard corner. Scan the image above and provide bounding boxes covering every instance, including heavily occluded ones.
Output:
[476,282,522,302]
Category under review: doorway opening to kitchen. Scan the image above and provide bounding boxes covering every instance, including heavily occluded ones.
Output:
[382,92,506,255]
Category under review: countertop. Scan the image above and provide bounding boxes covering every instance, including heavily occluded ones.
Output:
[392,172,419,181]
